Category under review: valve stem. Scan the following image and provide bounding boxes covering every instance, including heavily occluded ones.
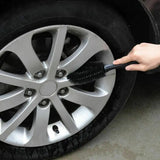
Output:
[52,125,59,134]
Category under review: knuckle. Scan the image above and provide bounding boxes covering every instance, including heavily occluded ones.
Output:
[135,44,141,49]
[139,43,147,46]
[132,46,137,51]
[132,45,140,53]
[131,52,138,59]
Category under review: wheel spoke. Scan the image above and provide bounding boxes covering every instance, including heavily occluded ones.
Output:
[0,70,39,89]
[2,32,44,76]
[59,33,108,74]
[0,89,27,112]
[95,71,116,93]
[56,77,74,89]
[50,96,78,134]
[63,87,108,113]
[27,104,50,145]
[0,96,40,140]
[47,26,67,78]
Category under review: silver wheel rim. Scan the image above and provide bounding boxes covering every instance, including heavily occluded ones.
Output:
[0,25,116,147]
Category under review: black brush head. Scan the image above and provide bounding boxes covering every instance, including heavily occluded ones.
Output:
[68,61,138,85]
[67,62,105,85]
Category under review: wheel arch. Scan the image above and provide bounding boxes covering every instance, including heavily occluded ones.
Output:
[106,0,160,44]
[0,0,159,43]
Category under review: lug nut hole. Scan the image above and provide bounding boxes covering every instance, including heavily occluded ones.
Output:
[56,70,67,78]
[24,89,35,97]
[39,99,50,107]
[34,70,46,79]
[58,88,69,96]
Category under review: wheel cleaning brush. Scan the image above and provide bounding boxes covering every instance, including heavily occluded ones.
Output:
[67,61,138,85]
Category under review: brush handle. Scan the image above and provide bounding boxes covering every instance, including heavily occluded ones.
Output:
[104,61,138,72]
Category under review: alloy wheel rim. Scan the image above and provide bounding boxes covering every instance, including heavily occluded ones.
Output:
[0,25,116,147]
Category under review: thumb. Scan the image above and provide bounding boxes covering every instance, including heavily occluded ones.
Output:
[125,64,146,72]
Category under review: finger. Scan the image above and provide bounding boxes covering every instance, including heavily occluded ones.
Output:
[125,64,146,72]
[113,55,133,65]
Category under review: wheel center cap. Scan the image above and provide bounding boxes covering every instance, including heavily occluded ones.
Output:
[40,81,57,96]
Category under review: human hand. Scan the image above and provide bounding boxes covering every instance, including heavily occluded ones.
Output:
[113,43,160,72]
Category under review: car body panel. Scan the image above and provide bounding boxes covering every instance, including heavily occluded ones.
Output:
[106,0,160,43]
[144,0,160,35]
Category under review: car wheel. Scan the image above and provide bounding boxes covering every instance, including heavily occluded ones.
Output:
[0,1,136,160]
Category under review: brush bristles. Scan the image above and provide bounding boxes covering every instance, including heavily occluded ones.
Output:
[68,62,105,84]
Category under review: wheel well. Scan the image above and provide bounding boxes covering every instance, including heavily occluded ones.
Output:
[103,0,159,44]
[0,0,159,43]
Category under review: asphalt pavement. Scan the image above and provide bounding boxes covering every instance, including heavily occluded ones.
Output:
[57,73,160,160]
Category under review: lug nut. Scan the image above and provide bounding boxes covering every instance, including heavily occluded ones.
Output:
[39,99,50,107]
[34,70,45,79]
[58,88,69,96]
[24,89,35,97]
[56,70,66,78]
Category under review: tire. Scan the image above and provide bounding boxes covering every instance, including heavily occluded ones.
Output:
[0,1,136,160]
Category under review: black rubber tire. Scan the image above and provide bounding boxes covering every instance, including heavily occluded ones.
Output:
[0,1,136,160]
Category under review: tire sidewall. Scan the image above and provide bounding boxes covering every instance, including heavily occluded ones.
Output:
[0,1,136,160]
